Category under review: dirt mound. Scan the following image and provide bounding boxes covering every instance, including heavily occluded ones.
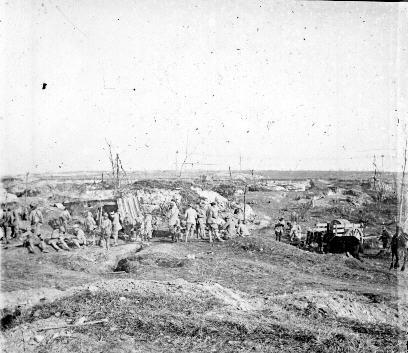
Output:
[275,289,406,327]
[83,278,261,311]
[115,252,192,272]
[44,243,144,273]
[1,316,68,353]
[1,287,68,310]
[200,282,262,311]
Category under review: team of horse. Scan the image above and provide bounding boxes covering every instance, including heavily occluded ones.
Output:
[306,224,407,271]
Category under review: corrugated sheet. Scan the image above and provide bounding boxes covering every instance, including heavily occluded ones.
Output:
[117,193,144,224]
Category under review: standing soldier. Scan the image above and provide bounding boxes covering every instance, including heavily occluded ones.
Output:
[143,213,153,241]
[3,208,13,243]
[290,211,298,223]
[100,212,112,250]
[206,202,223,243]
[378,226,392,250]
[11,206,22,238]
[60,207,72,233]
[274,217,285,242]
[84,211,97,245]
[184,204,197,242]
[0,207,4,242]
[110,211,122,247]
[289,221,302,242]
[28,204,48,253]
[196,204,206,240]
[167,201,180,242]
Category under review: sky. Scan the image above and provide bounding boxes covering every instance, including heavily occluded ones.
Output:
[1,0,407,175]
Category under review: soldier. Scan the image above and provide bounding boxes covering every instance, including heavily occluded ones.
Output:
[100,212,112,250]
[173,218,182,243]
[143,213,153,241]
[110,211,122,246]
[27,204,48,253]
[60,207,72,233]
[0,207,4,242]
[290,211,298,223]
[71,224,87,248]
[167,201,180,242]
[196,204,206,240]
[206,202,223,243]
[379,226,392,250]
[47,226,70,251]
[11,206,22,238]
[289,221,302,242]
[84,211,97,245]
[221,215,237,239]
[274,217,285,242]
[237,219,250,237]
[184,204,197,242]
[3,208,13,243]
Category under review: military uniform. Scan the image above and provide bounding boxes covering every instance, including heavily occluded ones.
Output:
[184,207,197,242]
[100,216,112,250]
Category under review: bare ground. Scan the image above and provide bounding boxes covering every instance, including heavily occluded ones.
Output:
[1,228,407,353]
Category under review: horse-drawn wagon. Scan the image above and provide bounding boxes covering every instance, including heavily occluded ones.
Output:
[306,218,365,251]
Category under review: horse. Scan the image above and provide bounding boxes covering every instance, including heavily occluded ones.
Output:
[389,228,408,271]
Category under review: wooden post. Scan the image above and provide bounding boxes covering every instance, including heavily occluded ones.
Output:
[372,155,377,190]
[24,172,29,207]
[101,172,104,183]
[229,166,232,179]
[116,154,120,190]
[243,184,247,222]
[399,138,407,225]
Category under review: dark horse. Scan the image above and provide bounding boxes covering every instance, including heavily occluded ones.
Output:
[389,227,408,271]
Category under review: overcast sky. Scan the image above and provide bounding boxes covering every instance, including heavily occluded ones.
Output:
[1,0,407,175]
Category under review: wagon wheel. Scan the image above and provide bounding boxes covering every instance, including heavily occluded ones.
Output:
[346,228,364,242]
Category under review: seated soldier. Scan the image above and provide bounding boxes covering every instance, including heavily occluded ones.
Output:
[24,228,49,254]
[221,215,237,240]
[237,219,250,237]
[53,226,71,251]
[47,227,63,251]
[70,224,87,248]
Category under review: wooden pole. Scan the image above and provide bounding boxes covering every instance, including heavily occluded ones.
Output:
[372,155,377,190]
[24,172,29,207]
[116,154,120,190]
[399,138,407,225]
[229,166,232,179]
[243,185,247,222]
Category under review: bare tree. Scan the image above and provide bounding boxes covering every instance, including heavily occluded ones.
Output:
[179,135,191,178]
[398,137,407,225]
[105,139,116,184]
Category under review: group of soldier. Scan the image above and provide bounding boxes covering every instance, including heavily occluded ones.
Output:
[0,203,127,253]
[167,200,250,243]
[274,212,303,243]
[1,198,252,254]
